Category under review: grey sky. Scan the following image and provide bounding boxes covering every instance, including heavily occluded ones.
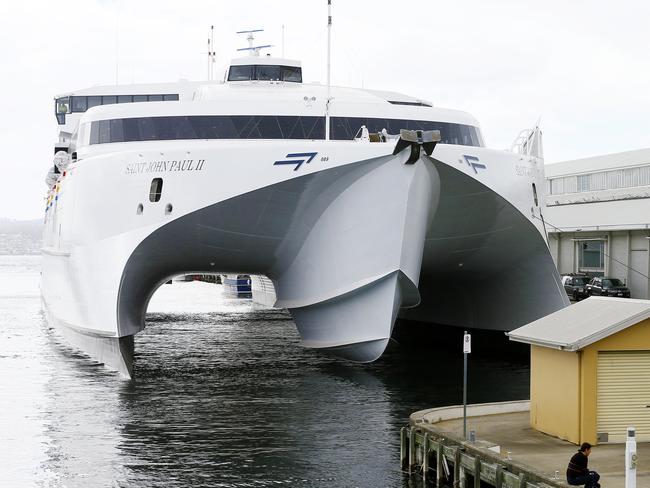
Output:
[1,0,649,220]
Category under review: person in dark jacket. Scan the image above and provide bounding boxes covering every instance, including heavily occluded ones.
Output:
[567,443,601,488]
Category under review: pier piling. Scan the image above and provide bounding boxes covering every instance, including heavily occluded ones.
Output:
[402,424,568,488]
[400,426,408,471]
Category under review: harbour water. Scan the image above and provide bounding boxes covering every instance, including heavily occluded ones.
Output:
[0,255,530,487]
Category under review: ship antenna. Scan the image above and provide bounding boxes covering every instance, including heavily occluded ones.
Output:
[235,29,271,57]
[325,0,332,141]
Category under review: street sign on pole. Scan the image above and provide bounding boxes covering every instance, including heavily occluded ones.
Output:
[463,331,470,439]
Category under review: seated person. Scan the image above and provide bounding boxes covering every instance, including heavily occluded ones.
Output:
[567,442,601,488]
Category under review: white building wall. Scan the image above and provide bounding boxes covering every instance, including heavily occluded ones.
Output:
[545,148,650,300]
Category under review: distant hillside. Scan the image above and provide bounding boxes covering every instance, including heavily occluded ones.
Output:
[0,218,42,255]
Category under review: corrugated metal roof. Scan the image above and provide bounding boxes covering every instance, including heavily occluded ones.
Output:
[507,297,650,351]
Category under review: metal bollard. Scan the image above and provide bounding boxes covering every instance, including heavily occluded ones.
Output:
[626,426,637,488]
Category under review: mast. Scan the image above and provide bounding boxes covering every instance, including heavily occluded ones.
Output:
[207,26,216,81]
[207,36,211,80]
[325,0,332,141]
[210,25,215,80]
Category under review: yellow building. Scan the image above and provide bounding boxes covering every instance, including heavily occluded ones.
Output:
[508,297,650,445]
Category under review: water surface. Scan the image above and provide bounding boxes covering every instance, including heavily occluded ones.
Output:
[0,255,529,487]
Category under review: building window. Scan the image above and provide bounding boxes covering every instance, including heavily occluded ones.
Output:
[577,174,591,192]
[550,178,563,195]
[578,239,605,276]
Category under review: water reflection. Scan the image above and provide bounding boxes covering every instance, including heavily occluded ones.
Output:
[0,258,529,487]
[110,308,528,487]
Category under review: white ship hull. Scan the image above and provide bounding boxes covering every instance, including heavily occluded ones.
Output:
[42,136,567,377]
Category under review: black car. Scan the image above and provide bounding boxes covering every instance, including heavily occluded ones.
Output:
[586,277,631,298]
[563,275,590,301]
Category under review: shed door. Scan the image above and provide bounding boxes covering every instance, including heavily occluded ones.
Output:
[597,351,650,443]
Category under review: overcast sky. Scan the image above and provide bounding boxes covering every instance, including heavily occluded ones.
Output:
[1,0,649,220]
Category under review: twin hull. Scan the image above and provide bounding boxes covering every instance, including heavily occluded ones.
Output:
[41,139,568,376]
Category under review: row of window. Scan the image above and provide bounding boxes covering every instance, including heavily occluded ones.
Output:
[330,117,483,146]
[548,165,650,195]
[88,115,325,144]
[55,94,179,124]
[86,115,484,146]
[227,65,302,83]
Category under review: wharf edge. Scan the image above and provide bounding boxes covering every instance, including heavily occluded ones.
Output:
[402,400,568,488]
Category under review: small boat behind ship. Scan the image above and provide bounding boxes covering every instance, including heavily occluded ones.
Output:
[223,275,252,298]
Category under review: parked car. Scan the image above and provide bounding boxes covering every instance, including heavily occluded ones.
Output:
[586,277,631,298]
[562,274,590,301]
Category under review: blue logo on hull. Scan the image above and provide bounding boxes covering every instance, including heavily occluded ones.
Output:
[460,154,486,173]
[274,152,318,171]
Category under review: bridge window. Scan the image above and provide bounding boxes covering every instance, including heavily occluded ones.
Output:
[72,96,87,112]
[227,65,303,83]
[63,94,180,121]
[282,66,302,83]
[55,97,70,124]
[257,65,281,81]
[228,65,253,81]
[87,96,102,109]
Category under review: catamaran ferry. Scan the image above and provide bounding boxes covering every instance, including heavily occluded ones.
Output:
[42,35,567,377]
